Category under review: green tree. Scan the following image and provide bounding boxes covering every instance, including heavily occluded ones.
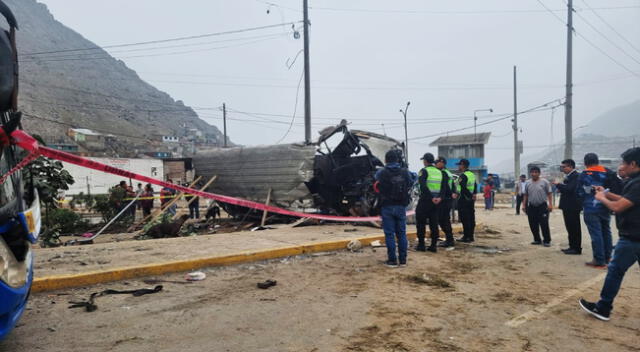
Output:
[23,135,75,227]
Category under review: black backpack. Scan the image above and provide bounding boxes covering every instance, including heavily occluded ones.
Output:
[378,167,410,204]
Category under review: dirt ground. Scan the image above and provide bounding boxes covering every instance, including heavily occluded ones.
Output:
[2,208,639,352]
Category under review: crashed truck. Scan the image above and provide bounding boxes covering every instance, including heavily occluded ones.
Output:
[192,121,407,220]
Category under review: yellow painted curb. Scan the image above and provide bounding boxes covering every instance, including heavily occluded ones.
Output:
[32,224,468,293]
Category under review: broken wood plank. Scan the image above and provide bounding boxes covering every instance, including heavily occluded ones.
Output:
[173,175,217,220]
[260,188,272,227]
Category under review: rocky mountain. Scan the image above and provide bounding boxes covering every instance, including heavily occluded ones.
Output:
[3,0,229,156]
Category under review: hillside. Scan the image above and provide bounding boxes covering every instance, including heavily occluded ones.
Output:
[4,0,228,156]
[582,99,640,137]
[494,100,639,176]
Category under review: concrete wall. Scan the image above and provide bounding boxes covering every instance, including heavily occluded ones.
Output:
[62,158,164,195]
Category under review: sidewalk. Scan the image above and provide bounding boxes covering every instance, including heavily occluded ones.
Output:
[33,223,452,292]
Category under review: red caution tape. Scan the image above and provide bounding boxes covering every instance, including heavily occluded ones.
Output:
[10,130,414,222]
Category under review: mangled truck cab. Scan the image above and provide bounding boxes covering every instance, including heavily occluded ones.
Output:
[192,121,406,219]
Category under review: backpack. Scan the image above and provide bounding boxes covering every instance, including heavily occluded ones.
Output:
[378,167,410,204]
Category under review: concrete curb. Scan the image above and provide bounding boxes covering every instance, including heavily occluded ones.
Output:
[32,224,469,293]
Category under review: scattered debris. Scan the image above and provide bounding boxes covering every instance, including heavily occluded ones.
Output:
[344,228,358,232]
[250,226,274,232]
[370,240,384,248]
[467,245,511,255]
[185,271,207,281]
[482,226,502,234]
[311,252,337,257]
[68,285,163,312]
[143,279,193,285]
[347,239,363,252]
[257,279,277,289]
[407,274,453,288]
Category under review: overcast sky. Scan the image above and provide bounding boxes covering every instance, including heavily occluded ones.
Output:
[37,0,640,173]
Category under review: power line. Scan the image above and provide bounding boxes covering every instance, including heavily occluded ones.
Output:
[307,4,640,15]
[409,98,565,141]
[581,0,640,56]
[20,34,289,63]
[20,22,302,56]
[574,8,640,66]
[535,0,640,78]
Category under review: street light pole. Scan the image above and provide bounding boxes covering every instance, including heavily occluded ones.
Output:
[399,101,410,166]
[473,108,493,139]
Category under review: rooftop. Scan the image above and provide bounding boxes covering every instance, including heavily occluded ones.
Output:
[429,132,492,146]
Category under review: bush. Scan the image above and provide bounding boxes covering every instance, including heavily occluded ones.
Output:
[47,208,87,234]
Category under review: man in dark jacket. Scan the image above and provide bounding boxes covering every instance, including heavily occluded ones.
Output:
[415,153,447,253]
[375,150,415,268]
[580,147,640,321]
[577,153,622,268]
[555,159,582,255]
[456,159,478,243]
[435,156,456,249]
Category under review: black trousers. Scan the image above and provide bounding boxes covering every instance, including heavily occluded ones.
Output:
[516,195,524,215]
[416,198,439,247]
[527,203,551,243]
[458,199,476,240]
[438,200,454,244]
[562,209,582,250]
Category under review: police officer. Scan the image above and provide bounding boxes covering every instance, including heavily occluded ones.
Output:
[456,159,478,243]
[436,156,456,248]
[415,153,447,252]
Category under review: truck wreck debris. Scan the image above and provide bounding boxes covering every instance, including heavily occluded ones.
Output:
[192,121,405,219]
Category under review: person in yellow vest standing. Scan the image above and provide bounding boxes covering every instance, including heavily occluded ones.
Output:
[436,156,457,249]
[415,153,447,253]
[456,159,478,242]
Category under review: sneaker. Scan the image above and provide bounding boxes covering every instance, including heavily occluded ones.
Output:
[563,248,582,255]
[531,241,542,245]
[399,261,407,267]
[427,246,437,253]
[543,242,551,247]
[438,242,454,248]
[579,299,610,321]
[384,260,398,268]
[415,244,426,252]
[585,261,607,269]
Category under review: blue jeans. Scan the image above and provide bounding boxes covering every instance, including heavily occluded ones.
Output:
[381,205,408,264]
[597,238,640,313]
[584,212,612,265]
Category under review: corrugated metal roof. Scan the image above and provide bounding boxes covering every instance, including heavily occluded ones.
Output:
[429,132,491,146]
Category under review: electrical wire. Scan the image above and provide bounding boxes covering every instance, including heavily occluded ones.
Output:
[20,22,302,56]
[574,9,640,66]
[276,68,305,143]
[307,4,640,15]
[409,98,565,141]
[582,0,640,56]
[535,0,640,78]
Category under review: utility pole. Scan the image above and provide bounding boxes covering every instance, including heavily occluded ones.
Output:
[223,103,228,148]
[303,0,312,144]
[513,66,520,180]
[399,101,410,166]
[564,0,574,160]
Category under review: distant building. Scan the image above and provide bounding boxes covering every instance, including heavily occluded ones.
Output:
[163,158,194,184]
[429,132,491,183]
[67,128,115,152]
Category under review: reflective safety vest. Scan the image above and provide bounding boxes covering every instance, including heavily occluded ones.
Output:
[463,171,476,193]
[424,166,443,194]
[443,169,454,190]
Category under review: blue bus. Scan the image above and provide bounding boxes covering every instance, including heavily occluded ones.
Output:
[0,0,41,340]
